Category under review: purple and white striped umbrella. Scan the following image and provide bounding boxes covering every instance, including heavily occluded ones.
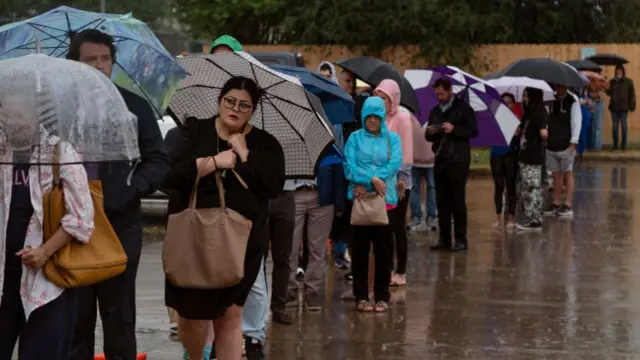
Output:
[404,66,520,147]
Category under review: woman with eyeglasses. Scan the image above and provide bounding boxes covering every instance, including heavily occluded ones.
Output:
[163,76,285,360]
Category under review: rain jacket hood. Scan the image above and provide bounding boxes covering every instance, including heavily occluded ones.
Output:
[318,61,339,84]
[343,96,403,205]
[360,96,388,134]
[375,79,401,116]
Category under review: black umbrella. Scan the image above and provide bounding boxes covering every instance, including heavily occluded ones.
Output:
[336,56,420,114]
[565,59,602,72]
[495,58,586,88]
[586,53,629,66]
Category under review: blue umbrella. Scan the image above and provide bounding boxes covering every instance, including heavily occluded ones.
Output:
[0,6,187,118]
[270,64,355,124]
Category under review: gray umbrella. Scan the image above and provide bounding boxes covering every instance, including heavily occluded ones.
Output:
[490,58,586,88]
[565,59,602,73]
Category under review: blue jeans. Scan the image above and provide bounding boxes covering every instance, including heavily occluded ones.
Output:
[241,258,268,343]
[410,167,437,220]
[611,111,628,150]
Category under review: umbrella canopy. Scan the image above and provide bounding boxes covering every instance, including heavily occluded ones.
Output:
[495,58,587,88]
[269,64,355,124]
[565,59,602,72]
[0,54,140,164]
[167,52,336,179]
[404,66,520,147]
[488,76,555,102]
[0,6,187,118]
[586,53,629,66]
[336,56,420,114]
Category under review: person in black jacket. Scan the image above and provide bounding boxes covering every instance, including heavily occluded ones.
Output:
[426,78,478,252]
[516,87,549,231]
[66,29,169,360]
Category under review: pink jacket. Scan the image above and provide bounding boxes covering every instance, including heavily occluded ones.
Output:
[375,79,413,165]
[0,133,94,319]
[410,114,435,167]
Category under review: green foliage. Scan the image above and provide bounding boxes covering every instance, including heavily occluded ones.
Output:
[0,0,167,25]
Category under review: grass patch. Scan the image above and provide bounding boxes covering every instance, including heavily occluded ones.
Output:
[471,148,490,169]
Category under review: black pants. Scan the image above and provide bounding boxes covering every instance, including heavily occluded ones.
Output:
[434,160,470,245]
[268,191,295,310]
[71,219,143,360]
[490,152,518,215]
[351,218,393,303]
[299,229,309,271]
[391,189,410,274]
[0,270,78,360]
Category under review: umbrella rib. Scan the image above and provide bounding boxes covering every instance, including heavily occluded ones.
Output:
[261,79,288,91]
[76,18,106,33]
[261,91,306,144]
[114,60,163,117]
[204,57,236,78]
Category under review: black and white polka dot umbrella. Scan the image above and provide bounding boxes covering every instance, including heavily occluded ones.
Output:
[168,52,336,179]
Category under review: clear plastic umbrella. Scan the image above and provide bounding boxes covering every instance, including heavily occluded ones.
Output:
[0,54,140,164]
[0,6,187,117]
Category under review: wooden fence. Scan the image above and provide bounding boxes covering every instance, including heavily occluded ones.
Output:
[204,43,640,146]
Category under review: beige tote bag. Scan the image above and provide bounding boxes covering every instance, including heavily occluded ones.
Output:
[350,135,391,226]
[350,192,389,226]
[163,165,253,289]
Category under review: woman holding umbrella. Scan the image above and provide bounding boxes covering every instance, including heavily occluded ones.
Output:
[163,76,285,360]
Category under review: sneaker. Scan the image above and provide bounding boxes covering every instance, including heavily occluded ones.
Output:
[516,222,542,231]
[305,293,322,312]
[244,336,265,360]
[344,272,353,282]
[505,222,517,230]
[295,268,305,281]
[544,204,559,216]
[285,291,298,308]
[427,217,439,231]
[557,204,573,217]
[272,308,293,325]
[169,326,179,341]
[407,217,421,229]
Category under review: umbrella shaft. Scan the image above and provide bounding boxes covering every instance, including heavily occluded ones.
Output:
[100,0,106,12]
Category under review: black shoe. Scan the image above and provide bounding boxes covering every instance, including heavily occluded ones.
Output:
[430,242,451,251]
[450,243,467,252]
[271,308,293,325]
[544,204,559,216]
[556,204,573,217]
[244,336,265,360]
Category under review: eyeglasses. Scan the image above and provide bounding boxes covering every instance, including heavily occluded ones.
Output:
[222,96,253,114]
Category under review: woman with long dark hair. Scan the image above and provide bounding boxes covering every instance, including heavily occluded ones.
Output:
[516,87,548,231]
[489,93,520,229]
[163,76,285,360]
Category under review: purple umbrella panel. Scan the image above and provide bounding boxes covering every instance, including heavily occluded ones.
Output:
[404,67,520,147]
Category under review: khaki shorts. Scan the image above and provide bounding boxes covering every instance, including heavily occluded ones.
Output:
[546,149,575,173]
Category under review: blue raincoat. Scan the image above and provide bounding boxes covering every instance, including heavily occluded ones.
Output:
[344,96,403,205]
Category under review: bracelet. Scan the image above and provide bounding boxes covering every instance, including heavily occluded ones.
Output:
[211,156,218,171]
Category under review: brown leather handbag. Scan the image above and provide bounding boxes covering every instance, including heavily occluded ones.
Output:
[43,155,128,288]
[162,165,253,290]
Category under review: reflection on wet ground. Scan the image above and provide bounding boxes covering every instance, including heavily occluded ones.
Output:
[263,162,640,359]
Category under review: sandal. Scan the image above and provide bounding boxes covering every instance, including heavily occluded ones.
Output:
[374,301,389,312]
[356,300,373,312]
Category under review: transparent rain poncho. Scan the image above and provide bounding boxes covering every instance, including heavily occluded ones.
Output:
[0,54,140,164]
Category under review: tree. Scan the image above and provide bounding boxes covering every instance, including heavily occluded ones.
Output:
[0,0,168,25]
[173,0,640,68]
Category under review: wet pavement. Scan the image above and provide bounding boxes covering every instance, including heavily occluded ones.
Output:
[126,162,640,359]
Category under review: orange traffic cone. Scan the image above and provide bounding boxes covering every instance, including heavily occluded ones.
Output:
[95,353,147,360]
